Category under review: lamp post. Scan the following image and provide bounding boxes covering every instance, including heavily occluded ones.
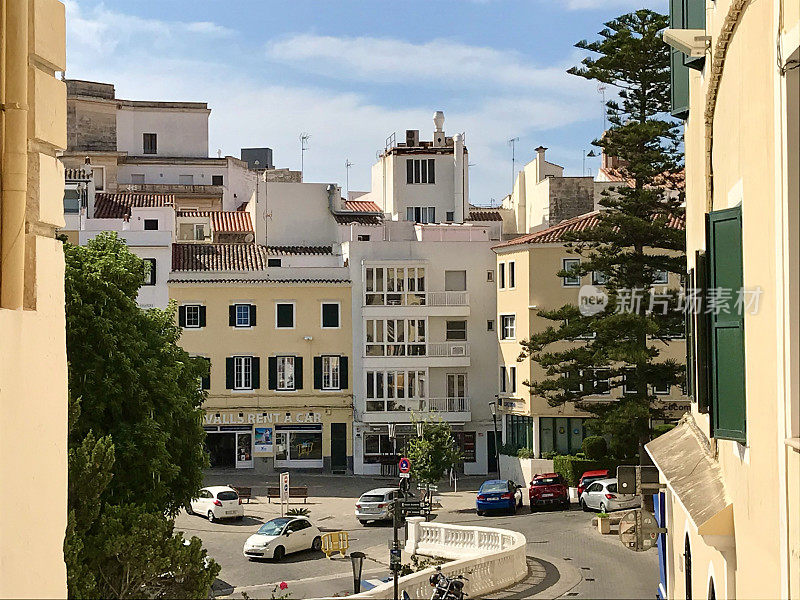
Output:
[489,401,501,479]
[350,551,366,594]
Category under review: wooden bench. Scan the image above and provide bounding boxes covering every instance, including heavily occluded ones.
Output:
[231,486,252,503]
[266,485,309,503]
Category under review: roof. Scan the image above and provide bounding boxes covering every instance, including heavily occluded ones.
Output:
[333,214,383,225]
[580,470,611,478]
[467,210,503,222]
[360,488,399,496]
[65,167,91,181]
[178,211,253,233]
[492,210,686,250]
[201,485,238,493]
[93,192,174,219]
[344,200,382,213]
[172,243,332,272]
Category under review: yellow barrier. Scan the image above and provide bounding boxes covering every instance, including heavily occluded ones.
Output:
[321,531,349,558]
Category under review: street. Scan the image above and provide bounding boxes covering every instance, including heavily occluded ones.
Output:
[174,473,657,599]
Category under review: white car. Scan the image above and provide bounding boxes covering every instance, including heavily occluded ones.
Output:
[579,478,640,513]
[187,486,244,522]
[243,517,322,561]
[355,487,405,525]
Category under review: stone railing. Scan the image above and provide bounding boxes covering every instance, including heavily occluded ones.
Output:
[340,518,527,599]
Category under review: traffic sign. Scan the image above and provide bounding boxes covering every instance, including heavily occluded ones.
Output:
[398,457,411,474]
[399,472,410,478]
[619,508,666,552]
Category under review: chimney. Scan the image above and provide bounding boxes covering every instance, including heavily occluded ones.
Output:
[433,111,445,147]
[535,146,548,182]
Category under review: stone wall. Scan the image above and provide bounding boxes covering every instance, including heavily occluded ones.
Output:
[548,177,596,225]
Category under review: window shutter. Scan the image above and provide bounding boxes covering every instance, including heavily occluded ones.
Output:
[178,306,187,327]
[295,357,303,390]
[683,0,706,71]
[199,306,207,328]
[268,357,277,390]
[707,208,746,442]
[340,356,348,389]
[313,356,323,389]
[669,0,690,119]
[684,269,695,400]
[201,357,211,390]
[695,251,711,413]
[225,357,234,389]
[229,305,236,327]
[251,357,260,389]
[250,304,257,327]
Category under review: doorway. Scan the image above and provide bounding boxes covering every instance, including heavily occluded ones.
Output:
[330,423,347,473]
[206,433,235,468]
[487,430,500,475]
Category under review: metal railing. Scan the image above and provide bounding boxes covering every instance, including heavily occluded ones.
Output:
[426,291,469,306]
[119,183,224,194]
[427,342,470,357]
[424,397,471,412]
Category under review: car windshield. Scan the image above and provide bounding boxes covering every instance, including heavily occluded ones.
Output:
[480,482,508,493]
[258,518,292,536]
[217,491,238,501]
[534,477,560,485]
[360,494,387,502]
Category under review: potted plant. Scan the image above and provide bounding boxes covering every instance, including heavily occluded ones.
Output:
[597,512,610,534]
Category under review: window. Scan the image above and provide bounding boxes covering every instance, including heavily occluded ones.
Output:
[315,355,347,390]
[236,304,251,327]
[653,270,669,285]
[365,318,426,356]
[487,270,494,282]
[406,158,436,184]
[142,258,156,286]
[444,270,467,291]
[91,166,105,191]
[653,382,671,395]
[211,175,224,186]
[363,434,395,462]
[277,356,296,390]
[446,211,455,222]
[193,224,206,240]
[366,369,426,411]
[499,263,506,289]
[508,261,516,288]
[562,258,581,287]
[365,266,425,306]
[179,174,194,185]
[500,366,506,393]
[276,303,295,328]
[447,373,467,399]
[500,315,516,340]
[321,302,340,328]
[143,133,157,154]
[623,368,637,395]
[357,234,371,241]
[487,320,495,331]
[63,188,80,213]
[446,320,467,341]
[183,305,202,328]
[510,366,517,394]
[406,206,436,223]
[268,258,282,267]
[592,369,610,395]
[130,173,145,184]
[234,356,253,390]
[199,357,211,390]
[144,219,158,231]
[592,271,608,285]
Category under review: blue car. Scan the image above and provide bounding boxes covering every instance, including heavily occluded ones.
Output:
[476,479,523,515]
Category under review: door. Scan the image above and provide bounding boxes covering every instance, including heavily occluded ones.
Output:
[555,417,570,454]
[206,433,235,468]
[487,430,499,475]
[236,432,253,468]
[191,489,211,514]
[585,482,603,509]
[331,423,347,473]
[447,373,467,411]
[284,520,305,553]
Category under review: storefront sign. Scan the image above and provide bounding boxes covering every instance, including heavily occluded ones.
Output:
[203,411,323,426]
[254,427,273,453]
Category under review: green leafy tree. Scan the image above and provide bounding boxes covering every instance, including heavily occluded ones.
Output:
[65,232,209,514]
[407,417,462,485]
[521,10,685,459]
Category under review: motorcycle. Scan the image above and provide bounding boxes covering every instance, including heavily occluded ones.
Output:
[401,567,468,600]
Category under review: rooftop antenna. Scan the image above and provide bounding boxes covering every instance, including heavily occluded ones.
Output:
[597,83,607,132]
[299,132,311,180]
[507,137,519,192]
[345,159,354,197]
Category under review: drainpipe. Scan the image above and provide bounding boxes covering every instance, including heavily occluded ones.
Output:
[1,0,28,309]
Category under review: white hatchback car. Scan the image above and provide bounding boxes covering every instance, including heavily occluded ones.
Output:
[579,478,640,513]
[243,517,322,561]
[187,486,244,522]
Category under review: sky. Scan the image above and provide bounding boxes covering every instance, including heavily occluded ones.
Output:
[64,0,667,206]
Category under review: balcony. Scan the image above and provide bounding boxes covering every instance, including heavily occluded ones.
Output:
[362,291,470,317]
[428,342,469,357]
[119,183,224,197]
[423,396,470,413]
[363,342,470,368]
[360,397,471,423]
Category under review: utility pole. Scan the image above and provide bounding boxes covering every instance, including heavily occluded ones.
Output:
[507,137,519,192]
[345,159,353,198]
[299,133,310,180]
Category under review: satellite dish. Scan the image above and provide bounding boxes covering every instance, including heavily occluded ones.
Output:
[244,233,254,243]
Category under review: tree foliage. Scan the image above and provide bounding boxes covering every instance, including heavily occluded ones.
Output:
[522,10,686,459]
[407,417,462,485]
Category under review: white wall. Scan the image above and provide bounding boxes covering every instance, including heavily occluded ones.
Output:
[254,181,339,247]
[116,106,209,157]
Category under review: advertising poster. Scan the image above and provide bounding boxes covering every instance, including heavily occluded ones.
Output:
[254,427,273,452]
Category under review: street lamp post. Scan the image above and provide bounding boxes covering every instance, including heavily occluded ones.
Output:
[350,551,366,594]
[489,401,501,479]
[387,423,400,600]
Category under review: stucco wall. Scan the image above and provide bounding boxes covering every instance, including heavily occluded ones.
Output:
[116,105,209,157]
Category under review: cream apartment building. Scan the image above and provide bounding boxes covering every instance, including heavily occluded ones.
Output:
[493,212,690,456]
[0,0,68,596]
[646,1,799,599]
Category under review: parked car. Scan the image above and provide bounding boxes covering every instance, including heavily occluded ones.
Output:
[242,516,322,561]
[579,478,640,513]
[355,487,401,525]
[186,485,244,522]
[476,479,523,515]
[529,473,569,510]
[577,469,611,497]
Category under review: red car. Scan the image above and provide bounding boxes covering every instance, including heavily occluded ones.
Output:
[528,473,569,510]
[577,469,611,497]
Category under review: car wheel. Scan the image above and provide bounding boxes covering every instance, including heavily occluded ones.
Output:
[207,510,216,523]
[359,520,368,526]
[185,504,194,516]
[529,503,536,513]
[600,502,607,514]
[476,510,484,516]
[273,546,285,562]
[312,536,322,551]
[580,499,589,512]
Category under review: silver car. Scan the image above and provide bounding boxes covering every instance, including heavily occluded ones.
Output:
[355,487,403,525]
[579,478,640,513]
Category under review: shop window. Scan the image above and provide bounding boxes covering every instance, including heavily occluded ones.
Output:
[179,304,206,329]
[275,428,323,464]
[229,303,256,328]
[276,302,295,328]
[453,431,477,462]
[321,302,340,328]
[363,433,394,463]
[562,258,581,287]
[446,320,467,341]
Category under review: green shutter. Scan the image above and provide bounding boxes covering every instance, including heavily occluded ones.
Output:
[695,252,711,414]
[683,0,706,70]
[199,306,206,328]
[229,305,236,327]
[178,305,186,327]
[685,268,695,399]
[251,357,260,389]
[340,356,348,390]
[295,357,303,390]
[225,357,234,389]
[670,0,690,118]
[313,357,323,389]
[201,357,211,390]
[706,208,746,442]
[249,304,257,327]
[268,357,277,390]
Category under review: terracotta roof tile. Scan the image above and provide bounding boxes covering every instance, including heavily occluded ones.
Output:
[467,210,503,222]
[94,192,174,219]
[178,211,253,233]
[333,214,382,225]
[172,243,333,271]
[266,246,332,256]
[344,200,382,213]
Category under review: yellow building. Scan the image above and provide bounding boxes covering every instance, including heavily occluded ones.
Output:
[648,1,799,599]
[169,243,354,473]
[0,0,68,596]
[493,212,690,455]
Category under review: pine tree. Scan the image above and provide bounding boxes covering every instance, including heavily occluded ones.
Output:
[520,10,686,459]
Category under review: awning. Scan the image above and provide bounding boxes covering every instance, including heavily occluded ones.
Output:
[646,416,734,539]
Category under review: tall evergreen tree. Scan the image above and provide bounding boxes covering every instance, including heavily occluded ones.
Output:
[520,10,686,459]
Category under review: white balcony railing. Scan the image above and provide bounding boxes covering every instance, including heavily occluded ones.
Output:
[427,342,470,357]
[423,397,471,412]
[363,291,469,307]
[427,291,469,306]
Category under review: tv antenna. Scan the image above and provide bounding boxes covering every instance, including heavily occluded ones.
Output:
[507,137,519,191]
[345,159,354,197]
[299,133,311,180]
[597,83,607,132]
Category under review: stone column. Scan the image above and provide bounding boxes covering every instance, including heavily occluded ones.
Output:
[404,517,425,555]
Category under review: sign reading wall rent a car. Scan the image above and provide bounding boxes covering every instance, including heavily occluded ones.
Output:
[204,411,322,426]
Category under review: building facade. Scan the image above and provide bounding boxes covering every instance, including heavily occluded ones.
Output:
[648,1,799,599]
[0,0,68,596]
